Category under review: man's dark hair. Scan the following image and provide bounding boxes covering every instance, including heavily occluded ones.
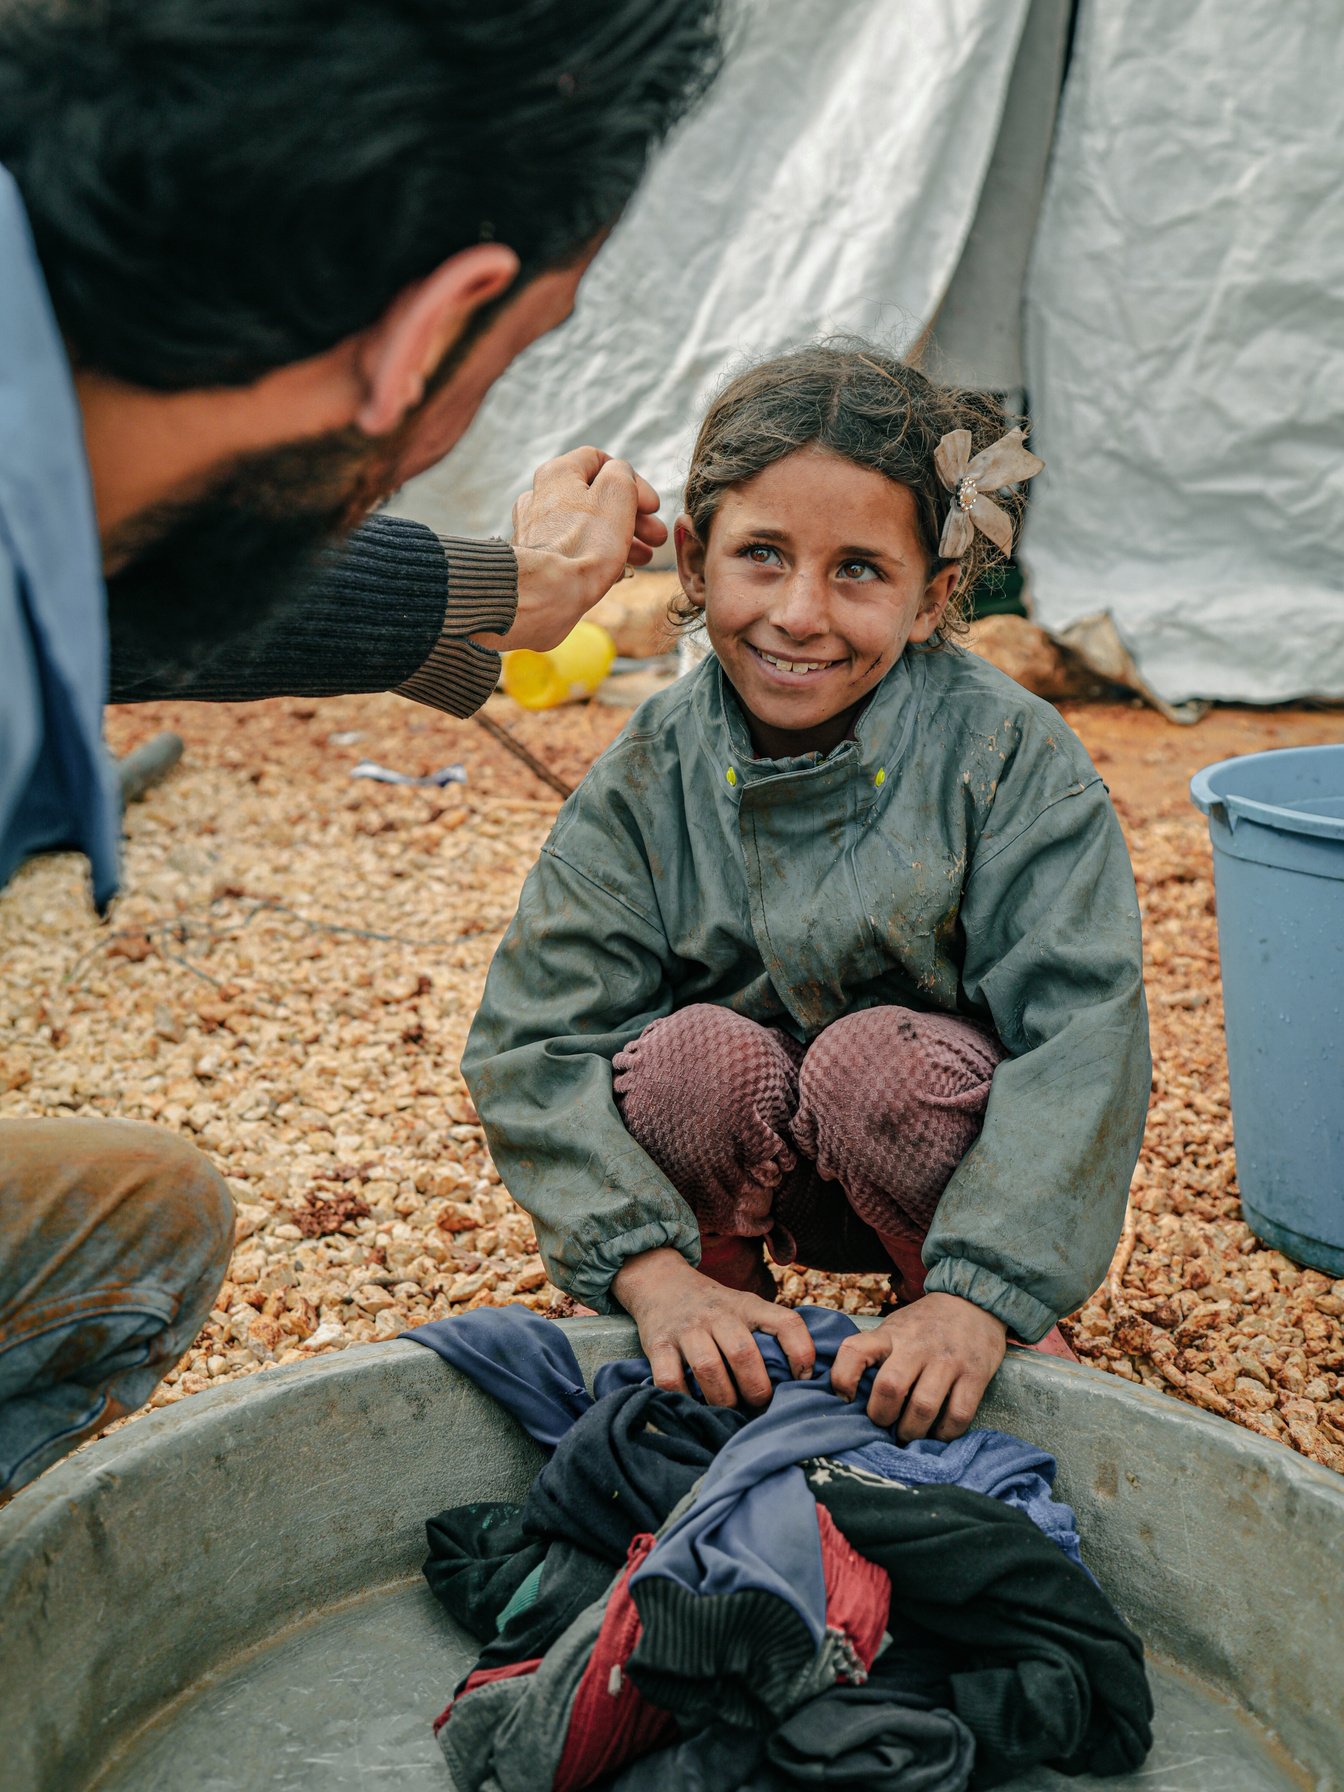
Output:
[0,0,723,390]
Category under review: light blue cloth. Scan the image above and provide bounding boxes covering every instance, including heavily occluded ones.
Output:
[0,165,119,909]
[403,1302,862,1450]
[840,1430,1086,1570]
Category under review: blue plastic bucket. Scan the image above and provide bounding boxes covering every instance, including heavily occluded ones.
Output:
[1190,745,1344,1275]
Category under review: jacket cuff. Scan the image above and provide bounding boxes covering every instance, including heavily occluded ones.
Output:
[549,1218,703,1316]
[921,1256,1059,1344]
[395,536,517,717]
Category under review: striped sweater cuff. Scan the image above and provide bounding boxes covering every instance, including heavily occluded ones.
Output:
[396,534,518,718]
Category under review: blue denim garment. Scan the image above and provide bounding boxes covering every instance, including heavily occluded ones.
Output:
[0,167,119,910]
[0,1119,233,1494]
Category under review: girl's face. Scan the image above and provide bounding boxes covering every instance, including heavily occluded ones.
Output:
[675,445,958,758]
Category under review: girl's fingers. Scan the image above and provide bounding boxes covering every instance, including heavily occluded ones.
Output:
[748,1304,816,1383]
[864,1348,918,1428]
[830,1332,887,1403]
[931,1376,980,1442]
[893,1361,957,1442]
[712,1318,773,1407]
[648,1341,689,1398]
[681,1328,737,1408]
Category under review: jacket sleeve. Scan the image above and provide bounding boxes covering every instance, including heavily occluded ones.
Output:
[921,780,1151,1341]
[461,833,703,1312]
[107,516,516,716]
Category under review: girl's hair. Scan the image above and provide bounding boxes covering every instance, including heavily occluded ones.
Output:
[679,340,1024,638]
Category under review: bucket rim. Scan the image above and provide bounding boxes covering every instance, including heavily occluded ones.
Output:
[1190,743,1344,842]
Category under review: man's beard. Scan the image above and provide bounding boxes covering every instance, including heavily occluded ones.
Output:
[104,422,407,695]
[100,282,520,694]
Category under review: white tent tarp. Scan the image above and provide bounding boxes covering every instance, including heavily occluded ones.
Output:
[399,0,1344,707]
[1022,0,1344,705]
[397,0,1033,542]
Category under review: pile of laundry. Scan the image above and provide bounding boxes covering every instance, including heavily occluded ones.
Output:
[406,1307,1153,1791]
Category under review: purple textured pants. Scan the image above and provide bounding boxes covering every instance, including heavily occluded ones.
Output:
[613,1002,1005,1302]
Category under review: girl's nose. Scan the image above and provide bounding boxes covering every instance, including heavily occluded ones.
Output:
[772,573,829,641]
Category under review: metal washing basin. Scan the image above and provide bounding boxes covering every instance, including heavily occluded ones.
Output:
[1,1320,1339,1790]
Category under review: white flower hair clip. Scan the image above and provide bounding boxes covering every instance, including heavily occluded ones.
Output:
[934,426,1044,558]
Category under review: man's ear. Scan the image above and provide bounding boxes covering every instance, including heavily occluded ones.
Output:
[674,513,708,611]
[354,244,520,437]
[908,560,960,643]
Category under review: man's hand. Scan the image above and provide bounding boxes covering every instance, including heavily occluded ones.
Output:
[612,1248,815,1408]
[830,1293,1007,1442]
[475,446,668,654]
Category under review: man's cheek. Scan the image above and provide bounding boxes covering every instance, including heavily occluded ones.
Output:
[387,388,470,486]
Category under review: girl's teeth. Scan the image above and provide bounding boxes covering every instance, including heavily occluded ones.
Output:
[761,649,828,673]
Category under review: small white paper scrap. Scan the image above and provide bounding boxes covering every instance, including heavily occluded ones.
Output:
[350,760,467,788]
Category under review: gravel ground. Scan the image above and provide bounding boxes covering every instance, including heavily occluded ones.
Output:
[1,687,1341,1473]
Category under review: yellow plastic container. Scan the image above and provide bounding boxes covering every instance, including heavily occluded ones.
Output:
[502,620,616,710]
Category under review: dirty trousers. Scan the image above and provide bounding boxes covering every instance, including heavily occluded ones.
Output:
[614,1005,1077,1360]
[613,1002,1006,1292]
[0,1118,234,1496]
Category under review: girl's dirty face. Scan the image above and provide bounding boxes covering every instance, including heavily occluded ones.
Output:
[675,445,957,758]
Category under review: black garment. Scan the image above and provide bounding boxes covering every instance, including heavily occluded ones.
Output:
[475,1540,616,1673]
[602,1688,973,1792]
[108,514,517,718]
[807,1461,1153,1788]
[600,1724,766,1790]
[423,1498,615,1673]
[423,1500,543,1643]
[525,1382,749,1564]
[760,1686,974,1789]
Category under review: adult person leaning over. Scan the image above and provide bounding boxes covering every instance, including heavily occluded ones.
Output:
[0,0,725,1500]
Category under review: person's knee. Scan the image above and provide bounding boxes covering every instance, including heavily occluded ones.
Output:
[614,1004,777,1109]
[613,1007,799,1213]
[802,1007,994,1116]
[798,1008,915,1115]
[617,1004,749,1078]
[107,1125,234,1326]
[0,1126,234,1490]
[154,1136,233,1290]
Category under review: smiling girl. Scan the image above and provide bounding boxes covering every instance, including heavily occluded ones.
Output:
[463,343,1150,1440]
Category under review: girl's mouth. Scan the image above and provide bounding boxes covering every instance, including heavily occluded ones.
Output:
[746,641,843,682]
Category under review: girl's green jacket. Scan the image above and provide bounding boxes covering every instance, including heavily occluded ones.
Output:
[463,647,1150,1342]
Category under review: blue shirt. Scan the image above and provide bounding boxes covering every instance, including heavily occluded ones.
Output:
[0,166,119,910]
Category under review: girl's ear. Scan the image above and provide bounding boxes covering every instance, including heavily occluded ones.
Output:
[908,561,960,644]
[673,512,708,610]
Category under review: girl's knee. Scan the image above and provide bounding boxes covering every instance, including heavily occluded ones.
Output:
[801,1005,1000,1114]
[614,1004,794,1107]
[613,1007,801,1225]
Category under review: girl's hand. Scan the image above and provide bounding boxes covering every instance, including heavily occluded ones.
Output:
[830,1294,1007,1442]
[612,1248,815,1408]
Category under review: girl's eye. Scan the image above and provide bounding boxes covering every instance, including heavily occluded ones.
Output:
[741,542,781,565]
[838,559,878,582]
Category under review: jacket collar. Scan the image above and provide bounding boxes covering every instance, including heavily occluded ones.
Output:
[693,650,924,802]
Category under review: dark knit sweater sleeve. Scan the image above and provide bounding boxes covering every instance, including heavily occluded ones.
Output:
[106,514,517,716]
[396,532,517,717]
